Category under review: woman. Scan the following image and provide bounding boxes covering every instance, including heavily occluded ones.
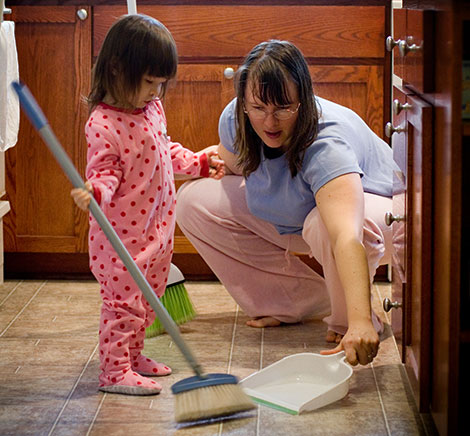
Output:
[176,40,397,366]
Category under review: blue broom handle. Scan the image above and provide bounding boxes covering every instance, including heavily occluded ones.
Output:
[12,81,204,378]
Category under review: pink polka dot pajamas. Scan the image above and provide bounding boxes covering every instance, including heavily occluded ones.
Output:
[85,101,209,392]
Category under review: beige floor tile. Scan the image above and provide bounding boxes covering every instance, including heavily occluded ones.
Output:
[0,279,431,435]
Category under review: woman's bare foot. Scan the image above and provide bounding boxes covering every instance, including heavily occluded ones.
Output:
[326,330,343,343]
[246,316,281,328]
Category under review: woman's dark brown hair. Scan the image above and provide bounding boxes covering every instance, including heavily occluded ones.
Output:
[234,40,319,177]
[88,14,178,112]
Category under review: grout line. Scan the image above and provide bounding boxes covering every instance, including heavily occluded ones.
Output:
[256,328,265,436]
[374,283,402,360]
[48,342,100,436]
[0,281,47,337]
[86,392,107,436]
[0,280,24,307]
[371,362,392,436]
[218,304,240,436]
[226,304,239,374]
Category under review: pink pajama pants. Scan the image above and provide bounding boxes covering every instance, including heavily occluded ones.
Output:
[90,235,172,386]
[176,175,392,335]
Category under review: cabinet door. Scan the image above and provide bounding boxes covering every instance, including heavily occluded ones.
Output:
[388,86,410,353]
[404,93,433,412]
[162,64,237,254]
[5,6,91,253]
[310,65,385,139]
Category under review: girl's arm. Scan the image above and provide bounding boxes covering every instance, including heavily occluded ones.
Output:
[315,172,379,366]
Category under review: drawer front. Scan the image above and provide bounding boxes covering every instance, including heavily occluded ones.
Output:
[93,5,385,60]
[402,9,434,94]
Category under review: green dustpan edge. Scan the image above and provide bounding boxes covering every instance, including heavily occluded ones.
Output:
[249,396,299,415]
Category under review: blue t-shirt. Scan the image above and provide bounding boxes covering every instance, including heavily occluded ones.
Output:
[219,97,398,235]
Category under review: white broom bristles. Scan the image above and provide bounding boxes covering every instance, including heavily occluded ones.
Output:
[174,383,255,423]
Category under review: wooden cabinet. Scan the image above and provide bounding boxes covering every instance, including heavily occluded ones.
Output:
[4,1,391,278]
[386,2,470,434]
[388,84,433,412]
[4,5,91,276]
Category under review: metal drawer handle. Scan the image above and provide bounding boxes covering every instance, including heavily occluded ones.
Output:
[385,211,404,226]
[224,67,235,79]
[77,9,88,21]
[386,36,402,52]
[398,39,422,57]
[393,99,412,115]
[383,298,402,312]
[385,122,406,138]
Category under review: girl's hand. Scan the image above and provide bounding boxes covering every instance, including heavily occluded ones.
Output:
[71,181,93,211]
[320,319,379,366]
[206,149,225,180]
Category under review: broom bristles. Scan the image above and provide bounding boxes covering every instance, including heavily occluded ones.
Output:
[145,282,197,338]
[174,383,255,423]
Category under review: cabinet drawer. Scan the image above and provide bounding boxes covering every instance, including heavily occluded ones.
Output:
[93,5,385,60]
[402,9,434,94]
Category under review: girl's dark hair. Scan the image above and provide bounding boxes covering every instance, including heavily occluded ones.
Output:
[234,40,319,178]
[88,14,178,112]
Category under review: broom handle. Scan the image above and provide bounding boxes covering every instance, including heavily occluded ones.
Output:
[12,81,204,378]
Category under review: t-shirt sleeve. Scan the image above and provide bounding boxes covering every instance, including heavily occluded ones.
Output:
[302,137,364,195]
[218,98,238,154]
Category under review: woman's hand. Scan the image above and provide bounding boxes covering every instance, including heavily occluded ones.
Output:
[321,319,379,366]
[206,148,225,179]
[71,181,93,211]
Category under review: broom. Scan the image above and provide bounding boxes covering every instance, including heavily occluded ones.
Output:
[12,81,255,424]
[146,263,196,338]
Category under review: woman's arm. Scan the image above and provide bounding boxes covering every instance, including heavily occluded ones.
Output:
[217,143,243,175]
[315,172,379,366]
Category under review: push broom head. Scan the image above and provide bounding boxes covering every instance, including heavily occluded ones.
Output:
[172,373,256,424]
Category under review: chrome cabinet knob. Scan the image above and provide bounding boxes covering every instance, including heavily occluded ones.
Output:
[398,39,422,57]
[385,211,404,226]
[393,99,412,115]
[77,9,88,21]
[383,298,402,312]
[386,36,401,52]
[385,122,406,138]
[224,67,235,79]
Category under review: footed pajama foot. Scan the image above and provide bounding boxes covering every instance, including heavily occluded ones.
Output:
[131,354,172,377]
[99,370,162,395]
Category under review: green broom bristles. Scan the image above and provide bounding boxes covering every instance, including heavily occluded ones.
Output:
[145,282,197,338]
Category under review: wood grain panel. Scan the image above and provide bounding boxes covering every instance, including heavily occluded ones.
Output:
[310,65,384,138]
[93,5,385,60]
[405,93,432,412]
[4,6,91,253]
[403,9,434,94]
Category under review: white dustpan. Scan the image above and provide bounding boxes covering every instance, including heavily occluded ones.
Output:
[240,351,352,415]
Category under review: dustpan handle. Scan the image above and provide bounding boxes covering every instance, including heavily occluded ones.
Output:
[12,81,204,378]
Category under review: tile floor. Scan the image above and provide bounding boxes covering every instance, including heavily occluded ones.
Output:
[0,279,437,436]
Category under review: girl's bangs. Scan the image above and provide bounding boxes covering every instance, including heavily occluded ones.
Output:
[146,38,177,79]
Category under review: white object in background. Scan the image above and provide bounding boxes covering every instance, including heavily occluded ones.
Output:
[0,20,19,152]
[241,351,353,414]
[127,0,137,15]
[168,263,185,286]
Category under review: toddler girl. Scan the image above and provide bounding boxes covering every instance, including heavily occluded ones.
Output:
[71,14,224,395]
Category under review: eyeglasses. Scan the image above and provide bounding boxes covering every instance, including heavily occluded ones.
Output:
[243,103,300,121]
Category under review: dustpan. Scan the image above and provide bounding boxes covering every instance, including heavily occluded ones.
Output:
[240,351,352,415]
